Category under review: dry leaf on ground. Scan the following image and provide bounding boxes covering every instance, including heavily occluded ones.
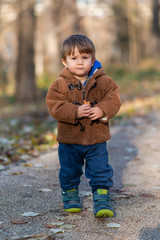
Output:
[21,212,40,217]
[106,223,121,228]
[39,188,52,192]
[11,217,29,224]
[50,228,65,234]
[60,224,77,229]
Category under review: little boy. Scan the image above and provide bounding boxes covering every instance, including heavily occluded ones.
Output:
[46,34,121,218]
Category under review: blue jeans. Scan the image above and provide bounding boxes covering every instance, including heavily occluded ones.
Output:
[58,142,113,193]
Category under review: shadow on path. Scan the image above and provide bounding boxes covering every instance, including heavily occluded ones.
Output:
[108,124,138,190]
[139,225,160,240]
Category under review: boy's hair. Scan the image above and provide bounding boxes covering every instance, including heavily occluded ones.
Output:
[61,34,95,60]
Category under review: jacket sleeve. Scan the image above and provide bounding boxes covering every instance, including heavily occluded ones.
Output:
[46,79,79,124]
[97,77,121,121]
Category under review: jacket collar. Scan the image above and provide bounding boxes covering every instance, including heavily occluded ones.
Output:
[59,67,105,84]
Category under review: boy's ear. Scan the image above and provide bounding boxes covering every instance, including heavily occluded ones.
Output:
[62,59,67,68]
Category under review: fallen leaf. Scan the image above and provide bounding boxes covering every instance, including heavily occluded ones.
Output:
[44,224,55,229]
[23,163,33,167]
[39,188,52,192]
[60,224,77,229]
[0,221,4,229]
[0,164,5,170]
[33,163,46,168]
[50,228,65,233]
[55,216,66,221]
[11,172,23,175]
[45,221,64,229]
[45,133,56,141]
[113,194,131,199]
[11,233,47,239]
[66,215,82,220]
[123,183,137,187]
[20,155,31,161]
[28,149,40,157]
[21,212,40,217]
[106,223,121,228]
[51,221,64,226]
[134,157,141,161]
[0,156,11,165]
[151,186,160,190]
[80,191,92,197]
[140,193,154,198]
[11,217,29,224]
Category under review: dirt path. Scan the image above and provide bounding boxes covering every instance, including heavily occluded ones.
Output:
[0,110,160,240]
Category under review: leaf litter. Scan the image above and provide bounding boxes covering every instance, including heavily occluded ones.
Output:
[0,106,57,165]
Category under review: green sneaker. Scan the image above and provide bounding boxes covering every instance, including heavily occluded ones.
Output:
[62,189,82,213]
[93,189,114,218]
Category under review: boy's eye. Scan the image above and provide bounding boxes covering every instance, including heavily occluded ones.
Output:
[83,56,88,59]
[71,57,76,60]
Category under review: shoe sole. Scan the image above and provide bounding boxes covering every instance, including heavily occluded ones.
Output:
[95,209,114,218]
[65,208,82,213]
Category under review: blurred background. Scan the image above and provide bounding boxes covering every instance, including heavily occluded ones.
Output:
[0,0,160,164]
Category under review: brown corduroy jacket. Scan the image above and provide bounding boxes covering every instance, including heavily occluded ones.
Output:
[46,67,121,145]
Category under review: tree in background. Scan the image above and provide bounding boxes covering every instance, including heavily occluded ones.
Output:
[112,0,129,64]
[52,0,83,70]
[152,0,160,55]
[16,0,37,102]
[153,0,160,36]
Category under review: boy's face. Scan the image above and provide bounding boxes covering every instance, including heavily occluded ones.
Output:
[62,47,95,81]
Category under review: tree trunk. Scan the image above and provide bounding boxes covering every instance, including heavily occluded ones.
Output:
[52,0,83,71]
[153,0,160,36]
[127,0,138,67]
[152,0,160,56]
[16,0,37,102]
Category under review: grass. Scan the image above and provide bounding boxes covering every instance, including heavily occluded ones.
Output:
[105,66,160,101]
[104,63,160,121]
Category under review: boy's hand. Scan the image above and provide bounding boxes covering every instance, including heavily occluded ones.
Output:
[88,107,103,120]
[77,104,91,118]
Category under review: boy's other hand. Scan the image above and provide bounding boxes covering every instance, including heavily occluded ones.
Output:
[88,107,103,120]
[77,104,91,118]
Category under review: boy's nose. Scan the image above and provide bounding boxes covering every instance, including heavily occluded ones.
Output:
[77,58,83,64]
